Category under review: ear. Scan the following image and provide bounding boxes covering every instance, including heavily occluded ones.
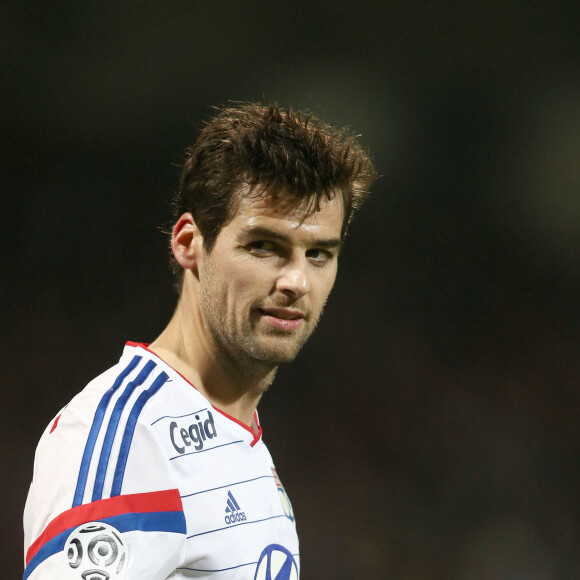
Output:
[171,213,202,271]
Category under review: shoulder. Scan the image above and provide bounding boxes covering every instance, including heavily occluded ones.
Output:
[31,345,172,478]
[25,343,187,527]
[23,343,189,579]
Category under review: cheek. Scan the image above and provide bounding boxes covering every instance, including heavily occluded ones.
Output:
[220,266,265,310]
[312,269,338,305]
[231,261,275,293]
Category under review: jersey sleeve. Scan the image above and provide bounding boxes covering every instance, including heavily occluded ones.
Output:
[23,361,187,580]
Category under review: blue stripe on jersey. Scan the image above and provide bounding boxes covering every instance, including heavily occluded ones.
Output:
[177,553,299,574]
[178,561,257,573]
[169,439,244,461]
[187,514,288,539]
[150,407,209,426]
[72,355,142,508]
[92,360,157,501]
[23,510,186,580]
[110,370,170,496]
[181,475,275,499]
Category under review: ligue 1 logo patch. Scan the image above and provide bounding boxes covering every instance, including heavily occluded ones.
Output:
[271,467,295,523]
[58,522,128,579]
[254,544,298,580]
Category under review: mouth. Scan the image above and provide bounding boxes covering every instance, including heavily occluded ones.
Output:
[258,307,305,332]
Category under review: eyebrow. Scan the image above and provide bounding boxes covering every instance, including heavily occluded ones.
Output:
[239,225,343,249]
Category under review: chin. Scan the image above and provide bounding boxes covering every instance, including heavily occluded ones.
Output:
[247,339,305,366]
[250,349,301,366]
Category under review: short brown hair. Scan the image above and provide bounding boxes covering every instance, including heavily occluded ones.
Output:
[171,102,377,281]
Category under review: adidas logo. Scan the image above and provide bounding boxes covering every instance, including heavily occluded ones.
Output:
[224,490,247,525]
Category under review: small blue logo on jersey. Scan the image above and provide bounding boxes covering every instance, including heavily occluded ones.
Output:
[169,409,217,453]
[224,490,247,525]
[254,544,298,580]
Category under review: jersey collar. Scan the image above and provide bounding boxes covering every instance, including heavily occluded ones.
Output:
[125,341,263,446]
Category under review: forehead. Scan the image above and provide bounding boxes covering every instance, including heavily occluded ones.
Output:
[227,190,345,237]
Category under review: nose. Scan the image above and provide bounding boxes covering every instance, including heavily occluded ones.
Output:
[275,257,310,298]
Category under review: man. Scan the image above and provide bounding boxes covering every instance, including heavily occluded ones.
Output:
[23,103,376,579]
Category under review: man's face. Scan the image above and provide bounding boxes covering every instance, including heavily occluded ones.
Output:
[196,191,344,366]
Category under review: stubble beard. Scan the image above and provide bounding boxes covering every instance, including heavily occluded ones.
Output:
[199,287,323,371]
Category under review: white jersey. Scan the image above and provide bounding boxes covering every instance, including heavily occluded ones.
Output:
[23,342,299,580]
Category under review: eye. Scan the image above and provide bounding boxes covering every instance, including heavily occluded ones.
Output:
[306,248,333,265]
[247,240,278,256]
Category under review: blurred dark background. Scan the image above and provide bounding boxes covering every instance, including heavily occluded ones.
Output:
[2,2,579,578]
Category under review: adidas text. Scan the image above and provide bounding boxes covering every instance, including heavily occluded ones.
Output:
[224,511,247,525]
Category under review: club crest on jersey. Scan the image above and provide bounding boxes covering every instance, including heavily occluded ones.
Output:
[169,409,217,453]
[254,544,298,580]
[272,467,295,523]
[58,521,128,580]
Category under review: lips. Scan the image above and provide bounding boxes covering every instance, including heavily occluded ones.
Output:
[258,307,305,332]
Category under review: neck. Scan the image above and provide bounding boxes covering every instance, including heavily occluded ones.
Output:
[149,295,277,429]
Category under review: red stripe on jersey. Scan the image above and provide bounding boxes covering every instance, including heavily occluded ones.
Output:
[26,489,183,565]
[50,413,62,434]
[50,405,68,433]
